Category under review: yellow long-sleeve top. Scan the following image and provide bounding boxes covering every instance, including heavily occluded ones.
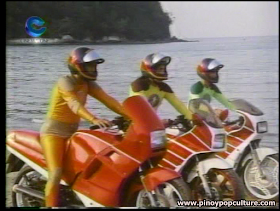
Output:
[46,75,125,124]
[129,76,192,120]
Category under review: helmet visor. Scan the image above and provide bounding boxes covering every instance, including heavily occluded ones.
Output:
[151,54,171,66]
[208,59,224,71]
[83,50,105,64]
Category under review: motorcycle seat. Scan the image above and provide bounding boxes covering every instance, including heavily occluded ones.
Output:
[6,130,47,168]
[7,130,43,154]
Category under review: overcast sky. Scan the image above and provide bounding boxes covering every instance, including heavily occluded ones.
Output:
[160,1,279,39]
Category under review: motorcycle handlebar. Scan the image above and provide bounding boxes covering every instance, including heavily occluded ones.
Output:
[223,116,244,126]
[89,117,129,131]
[166,115,192,128]
[89,125,102,130]
[167,114,244,129]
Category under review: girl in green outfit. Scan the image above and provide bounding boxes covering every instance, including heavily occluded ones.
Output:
[188,58,236,120]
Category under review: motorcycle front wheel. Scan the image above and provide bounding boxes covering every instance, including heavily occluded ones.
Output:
[190,169,245,201]
[241,154,279,201]
[135,178,191,208]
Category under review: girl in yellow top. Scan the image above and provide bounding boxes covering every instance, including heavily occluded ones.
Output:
[129,53,192,121]
[40,47,127,207]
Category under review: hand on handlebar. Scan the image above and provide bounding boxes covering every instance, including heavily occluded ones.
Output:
[162,119,173,128]
[223,116,244,126]
[165,116,193,130]
[91,118,113,129]
[90,116,131,131]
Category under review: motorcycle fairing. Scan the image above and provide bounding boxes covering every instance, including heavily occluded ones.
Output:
[158,123,213,171]
[216,112,255,159]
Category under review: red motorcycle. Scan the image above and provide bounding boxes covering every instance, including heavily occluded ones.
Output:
[6,96,191,208]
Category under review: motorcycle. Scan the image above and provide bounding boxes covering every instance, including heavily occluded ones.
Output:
[214,99,279,201]
[160,98,245,201]
[6,95,191,208]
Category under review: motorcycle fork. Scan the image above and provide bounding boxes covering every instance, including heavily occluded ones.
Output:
[196,156,214,199]
[139,160,159,207]
[249,143,266,179]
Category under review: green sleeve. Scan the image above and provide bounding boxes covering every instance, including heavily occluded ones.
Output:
[188,81,204,101]
[165,92,192,120]
[213,92,236,110]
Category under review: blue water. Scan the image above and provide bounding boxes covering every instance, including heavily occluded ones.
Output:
[6,36,279,149]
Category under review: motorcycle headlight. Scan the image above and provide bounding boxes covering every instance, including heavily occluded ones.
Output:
[150,130,166,149]
[212,134,225,149]
[257,121,268,133]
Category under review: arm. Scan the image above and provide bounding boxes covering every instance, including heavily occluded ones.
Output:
[214,93,236,110]
[58,78,97,123]
[212,85,236,110]
[88,82,128,118]
[165,92,192,120]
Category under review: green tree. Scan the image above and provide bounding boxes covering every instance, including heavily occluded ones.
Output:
[6,1,172,41]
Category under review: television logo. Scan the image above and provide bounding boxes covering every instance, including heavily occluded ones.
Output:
[25,16,47,38]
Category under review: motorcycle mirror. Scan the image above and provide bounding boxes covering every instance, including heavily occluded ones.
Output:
[219,109,229,122]
[192,113,204,126]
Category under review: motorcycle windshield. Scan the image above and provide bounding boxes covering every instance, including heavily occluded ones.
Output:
[106,96,165,163]
[229,99,263,116]
[123,95,165,133]
[189,98,223,128]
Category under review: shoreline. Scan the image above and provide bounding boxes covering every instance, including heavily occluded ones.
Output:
[6,39,199,46]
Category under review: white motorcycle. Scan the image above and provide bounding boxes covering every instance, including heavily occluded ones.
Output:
[164,99,245,201]
[214,99,278,201]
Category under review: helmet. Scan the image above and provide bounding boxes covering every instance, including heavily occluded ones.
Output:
[197,58,224,83]
[67,47,105,80]
[140,53,171,80]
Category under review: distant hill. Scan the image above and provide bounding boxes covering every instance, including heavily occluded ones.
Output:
[6,2,172,41]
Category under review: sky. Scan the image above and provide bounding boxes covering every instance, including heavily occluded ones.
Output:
[160,1,279,39]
